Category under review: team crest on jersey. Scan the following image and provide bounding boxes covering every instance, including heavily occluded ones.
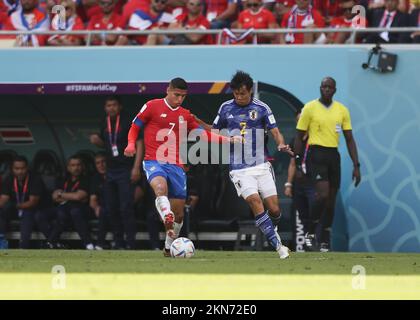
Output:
[249,110,258,120]
[179,116,184,123]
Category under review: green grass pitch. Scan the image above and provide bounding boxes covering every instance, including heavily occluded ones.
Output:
[1,250,420,299]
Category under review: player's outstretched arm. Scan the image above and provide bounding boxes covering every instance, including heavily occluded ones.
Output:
[194,115,212,131]
[124,123,141,157]
[270,127,294,156]
[199,129,242,144]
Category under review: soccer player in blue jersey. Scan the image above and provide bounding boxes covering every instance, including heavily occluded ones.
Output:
[213,71,293,259]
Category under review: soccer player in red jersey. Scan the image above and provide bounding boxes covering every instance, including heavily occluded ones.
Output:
[125,78,241,256]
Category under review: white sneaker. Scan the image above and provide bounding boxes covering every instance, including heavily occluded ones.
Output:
[86,243,95,250]
[277,245,290,259]
[94,245,104,250]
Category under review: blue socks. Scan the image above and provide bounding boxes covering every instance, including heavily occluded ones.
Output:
[255,211,280,250]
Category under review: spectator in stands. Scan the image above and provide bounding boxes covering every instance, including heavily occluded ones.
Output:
[147,0,212,45]
[236,0,278,44]
[121,0,186,27]
[273,0,295,25]
[46,155,95,250]
[75,0,123,23]
[312,0,342,25]
[120,0,175,45]
[87,0,124,46]
[409,6,420,42]
[0,0,21,29]
[280,0,326,44]
[363,0,410,43]
[3,0,49,46]
[206,0,239,29]
[0,156,46,249]
[46,0,84,46]
[263,0,277,11]
[360,0,409,14]
[90,96,142,250]
[328,0,364,43]
[89,152,113,250]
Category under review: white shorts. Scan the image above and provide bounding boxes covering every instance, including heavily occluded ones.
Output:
[229,162,277,200]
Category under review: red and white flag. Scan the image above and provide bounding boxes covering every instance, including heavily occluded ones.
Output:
[0,125,35,144]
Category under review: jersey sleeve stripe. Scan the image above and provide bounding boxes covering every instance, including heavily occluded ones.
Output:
[253,98,272,114]
[133,117,144,128]
[217,99,234,115]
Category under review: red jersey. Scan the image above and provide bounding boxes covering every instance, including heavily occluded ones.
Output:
[87,11,123,30]
[176,13,213,44]
[133,98,201,166]
[128,9,175,44]
[87,11,123,45]
[330,16,352,28]
[238,8,276,43]
[281,5,325,44]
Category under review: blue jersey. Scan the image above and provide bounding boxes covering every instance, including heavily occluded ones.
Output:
[213,98,277,170]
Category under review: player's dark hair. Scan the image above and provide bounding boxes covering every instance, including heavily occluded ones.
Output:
[95,151,107,159]
[12,155,28,166]
[67,155,82,165]
[104,95,122,105]
[169,77,188,90]
[230,71,253,91]
[321,77,336,87]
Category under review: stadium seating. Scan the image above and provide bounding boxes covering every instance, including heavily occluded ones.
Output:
[0,149,17,180]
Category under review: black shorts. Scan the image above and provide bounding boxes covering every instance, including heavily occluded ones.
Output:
[306,145,341,189]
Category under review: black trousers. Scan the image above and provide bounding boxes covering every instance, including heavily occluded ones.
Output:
[293,183,316,235]
[96,207,111,247]
[0,204,37,249]
[47,203,92,246]
[105,167,137,248]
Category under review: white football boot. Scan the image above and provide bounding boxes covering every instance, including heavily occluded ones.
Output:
[274,226,290,259]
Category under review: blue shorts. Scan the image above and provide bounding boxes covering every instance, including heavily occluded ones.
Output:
[143,160,187,199]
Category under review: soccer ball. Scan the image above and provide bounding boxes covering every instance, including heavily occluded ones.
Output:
[170,237,195,258]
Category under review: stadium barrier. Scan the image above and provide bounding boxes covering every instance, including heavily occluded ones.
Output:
[0,27,419,45]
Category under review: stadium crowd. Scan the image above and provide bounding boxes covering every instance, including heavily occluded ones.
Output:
[0,0,419,46]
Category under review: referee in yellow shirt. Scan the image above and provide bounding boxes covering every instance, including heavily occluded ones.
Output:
[294,77,361,252]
